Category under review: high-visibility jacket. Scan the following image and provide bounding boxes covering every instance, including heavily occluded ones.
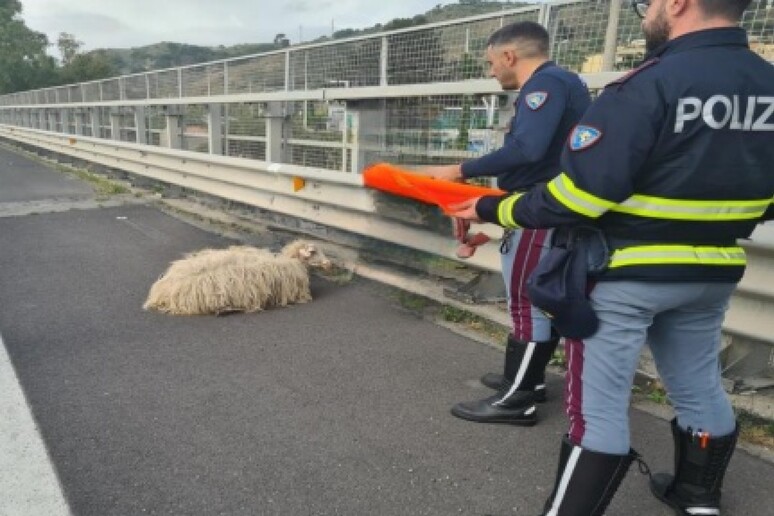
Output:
[476,28,774,282]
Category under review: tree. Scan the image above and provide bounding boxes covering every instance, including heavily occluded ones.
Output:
[274,33,290,48]
[57,51,115,85]
[0,0,57,93]
[57,32,83,66]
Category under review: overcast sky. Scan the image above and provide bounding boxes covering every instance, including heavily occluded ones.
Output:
[20,0,453,55]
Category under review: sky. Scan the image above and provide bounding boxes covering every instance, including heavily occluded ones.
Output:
[20,0,451,55]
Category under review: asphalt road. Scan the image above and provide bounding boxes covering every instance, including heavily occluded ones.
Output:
[0,144,772,516]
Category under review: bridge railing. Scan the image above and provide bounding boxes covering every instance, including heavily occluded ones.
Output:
[0,0,772,390]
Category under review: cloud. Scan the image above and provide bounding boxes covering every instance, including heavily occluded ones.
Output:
[20,0,448,52]
[283,0,336,12]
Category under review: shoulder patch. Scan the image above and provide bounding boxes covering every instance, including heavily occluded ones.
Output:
[569,125,603,151]
[606,58,660,88]
[525,91,549,110]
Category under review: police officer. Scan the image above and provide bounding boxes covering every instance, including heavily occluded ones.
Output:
[450,0,774,513]
[422,21,591,426]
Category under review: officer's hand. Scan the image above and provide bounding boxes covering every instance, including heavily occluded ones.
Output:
[417,164,463,182]
[448,197,482,222]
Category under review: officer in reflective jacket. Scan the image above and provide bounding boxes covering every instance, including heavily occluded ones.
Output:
[449,0,774,513]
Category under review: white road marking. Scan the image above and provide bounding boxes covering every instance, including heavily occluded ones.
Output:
[0,333,72,516]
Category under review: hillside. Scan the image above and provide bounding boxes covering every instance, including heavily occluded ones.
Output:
[87,1,528,75]
[92,42,279,75]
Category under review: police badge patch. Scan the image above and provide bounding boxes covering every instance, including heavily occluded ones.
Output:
[569,125,602,151]
[525,91,548,110]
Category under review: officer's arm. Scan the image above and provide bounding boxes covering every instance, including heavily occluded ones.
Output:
[476,85,660,228]
[762,202,774,221]
[460,75,569,183]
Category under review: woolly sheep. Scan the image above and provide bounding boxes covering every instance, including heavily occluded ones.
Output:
[143,239,332,316]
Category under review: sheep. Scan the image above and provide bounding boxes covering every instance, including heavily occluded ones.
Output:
[143,239,332,316]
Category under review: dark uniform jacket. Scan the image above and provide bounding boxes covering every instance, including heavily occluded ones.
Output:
[461,61,591,192]
[477,28,774,283]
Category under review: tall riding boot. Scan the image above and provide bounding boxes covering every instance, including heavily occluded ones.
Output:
[540,436,636,516]
[451,338,558,425]
[481,335,560,402]
[650,418,738,515]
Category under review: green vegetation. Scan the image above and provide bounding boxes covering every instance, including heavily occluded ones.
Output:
[394,290,509,342]
[737,410,774,449]
[54,164,130,198]
[0,2,114,93]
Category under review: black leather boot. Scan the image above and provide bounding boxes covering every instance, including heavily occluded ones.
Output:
[540,436,636,516]
[650,418,738,516]
[451,338,557,425]
[480,335,560,402]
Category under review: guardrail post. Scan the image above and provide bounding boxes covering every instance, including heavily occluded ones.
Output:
[134,107,147,144]
[345,100,386,173]
[162,106,183,149]
[207,103,223,155]
[265,101,285,163]
[74,111,84,135]
[90,108,100,138]
[110,110,122,141]
[61,109,69,134]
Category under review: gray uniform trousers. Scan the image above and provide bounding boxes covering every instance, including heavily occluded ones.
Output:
[564,281,738,455]
[500,228,554,342]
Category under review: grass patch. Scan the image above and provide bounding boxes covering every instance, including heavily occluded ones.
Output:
[440,305,508,341]
[391,291,509,343]
[1,143,129,197]
[737,410,774,449]
[632,379,670,405]
[396,292,430,312]
[549,347,566,368]
[55,164,130,196]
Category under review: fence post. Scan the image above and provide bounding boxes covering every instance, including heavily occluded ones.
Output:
[163,107,183,149]
[135,107,147,144]
[602,0,622,71]
[110,110,122,141]
[380,37,389,87]
[208,103,223,155]
[265,102,285,164]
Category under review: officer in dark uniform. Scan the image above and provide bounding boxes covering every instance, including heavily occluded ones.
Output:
[422,21,591,426]
[449,0,774,513]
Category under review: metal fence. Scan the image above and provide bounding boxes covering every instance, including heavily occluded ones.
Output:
[1,0,772,172]
[0,0,773,390]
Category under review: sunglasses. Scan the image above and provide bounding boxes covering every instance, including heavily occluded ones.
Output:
[633,0,650,18]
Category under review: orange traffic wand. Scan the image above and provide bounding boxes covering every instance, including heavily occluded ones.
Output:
[362,162,505,215]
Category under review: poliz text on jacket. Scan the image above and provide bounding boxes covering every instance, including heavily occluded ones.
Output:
[675,95,774,132]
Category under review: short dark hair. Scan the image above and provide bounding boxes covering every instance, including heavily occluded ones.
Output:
[697,0,752,20]
[487,21,550,58]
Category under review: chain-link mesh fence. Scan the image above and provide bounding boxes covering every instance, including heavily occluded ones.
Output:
[1,0,772,173]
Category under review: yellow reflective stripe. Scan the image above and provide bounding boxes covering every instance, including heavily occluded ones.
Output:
[613,195,769,221]
[497,193,522,229]
[609,245,746,268]
[547,173,616,219]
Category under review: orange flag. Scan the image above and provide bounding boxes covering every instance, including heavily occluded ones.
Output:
[362,162,505,214]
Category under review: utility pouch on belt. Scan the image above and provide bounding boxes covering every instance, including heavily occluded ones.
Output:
[526,226,610,339]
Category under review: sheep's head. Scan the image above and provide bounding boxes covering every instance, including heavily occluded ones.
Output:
[281,240,333,271]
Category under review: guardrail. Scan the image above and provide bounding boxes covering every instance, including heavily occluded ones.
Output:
[1,124,772,364]
[0,0,772,392]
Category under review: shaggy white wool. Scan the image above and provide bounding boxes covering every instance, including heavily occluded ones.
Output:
[143,240,328,316]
